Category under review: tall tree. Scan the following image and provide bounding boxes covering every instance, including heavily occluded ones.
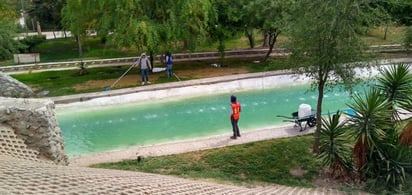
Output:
[27,0,65,32]
[380,0,412,26]
[286,0,380,153]
[62,0,213,60]
[247,0,291,61]
[61,0,98,57]
[0,0,23,60]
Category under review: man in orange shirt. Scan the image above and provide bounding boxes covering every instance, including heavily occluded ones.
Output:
[230,95,241,139]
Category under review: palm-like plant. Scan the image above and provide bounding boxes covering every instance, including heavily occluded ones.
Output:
[399,95,412,113]
[376,63,412,120]
[400,121,412,146]
[347,88,393,180]
[318,111,352,179]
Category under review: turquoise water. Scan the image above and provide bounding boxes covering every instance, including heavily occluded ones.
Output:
[57,83,369,157]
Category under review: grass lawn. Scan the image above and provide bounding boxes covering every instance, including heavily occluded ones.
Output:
[12,58,289,97]
[91,135,323,188]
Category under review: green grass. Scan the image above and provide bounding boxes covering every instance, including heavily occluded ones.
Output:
[12,58,289,97]
[363,26,407,46]
[91,135,322,188]
[12,66,136,96]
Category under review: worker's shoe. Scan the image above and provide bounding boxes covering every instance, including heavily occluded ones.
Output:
[147,81,151,84]
[230,136,237,139]
[141,82,145,85]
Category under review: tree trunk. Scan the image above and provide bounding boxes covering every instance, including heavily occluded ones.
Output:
[383,24,388,41]
[245,29,255,48]
[36,21,42,35]
[313,79,325,154]
[76,34,83,57]
[263,30,280,62]
[149,51,154,70]
[262,31,269,47]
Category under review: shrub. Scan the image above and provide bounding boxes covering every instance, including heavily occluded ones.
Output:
[19,35,47,53]
[403,27,412,51]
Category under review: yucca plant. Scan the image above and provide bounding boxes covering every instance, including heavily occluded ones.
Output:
[376,63,412,120]
[399,94,412,113]
[347,88,393,180]
[318,111,352,179]
[400,121,412,146]
[365,143,410,193]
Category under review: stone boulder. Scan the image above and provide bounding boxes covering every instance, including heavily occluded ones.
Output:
[0,71,34,98]
[0,97,68,165]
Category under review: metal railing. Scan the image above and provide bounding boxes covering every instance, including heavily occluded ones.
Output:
[0,48,288,74]
[0,45,405,74]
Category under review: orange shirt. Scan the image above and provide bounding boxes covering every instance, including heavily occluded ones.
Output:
[231,102,241,120]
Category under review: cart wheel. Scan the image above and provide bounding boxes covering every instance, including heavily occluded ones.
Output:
[308,118,316,127]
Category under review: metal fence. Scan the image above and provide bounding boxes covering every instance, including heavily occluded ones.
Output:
[1,48,288,74]
[0,45,404,74]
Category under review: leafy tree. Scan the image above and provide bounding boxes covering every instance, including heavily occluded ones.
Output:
[248,0,291,61]
[379,0,412,26]
[61,0,97,57]
[62,0,214,61]
[0,0,24,60]
[27,0,65,32]
[212,0,255,48]
[286,0,381,153]
[176,0,214,52]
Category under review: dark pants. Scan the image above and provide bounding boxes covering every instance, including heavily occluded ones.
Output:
[231,117,240,137]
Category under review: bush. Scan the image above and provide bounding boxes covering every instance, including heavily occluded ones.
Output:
[19,35,47,53]
[403,27,412,51]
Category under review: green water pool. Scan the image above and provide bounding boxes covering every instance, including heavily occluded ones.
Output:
[57,82,369,157]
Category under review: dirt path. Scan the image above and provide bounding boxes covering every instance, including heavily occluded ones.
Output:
[74,67,250,90]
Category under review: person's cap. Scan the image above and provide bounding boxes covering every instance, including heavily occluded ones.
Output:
[141,53,146,56]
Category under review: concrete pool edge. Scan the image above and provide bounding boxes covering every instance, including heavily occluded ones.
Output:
[69,124,315,166]
[50,70,293,104]
[49,57,412,105]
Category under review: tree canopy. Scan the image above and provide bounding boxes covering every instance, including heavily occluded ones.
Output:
[27,0,65,31]
[62,0,214,59]
[286,0,382,153]
[0,0,23,60]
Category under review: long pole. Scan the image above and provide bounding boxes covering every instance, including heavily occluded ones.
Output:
[109,63,136,89]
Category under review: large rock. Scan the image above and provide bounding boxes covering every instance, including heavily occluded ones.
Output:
[0,97,68,165]
[0,71,34,98]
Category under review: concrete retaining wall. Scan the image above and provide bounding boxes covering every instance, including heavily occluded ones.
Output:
[13,53,40,64]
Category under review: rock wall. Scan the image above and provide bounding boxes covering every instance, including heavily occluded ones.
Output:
[0,97,68,165]
[0,71,34,98]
